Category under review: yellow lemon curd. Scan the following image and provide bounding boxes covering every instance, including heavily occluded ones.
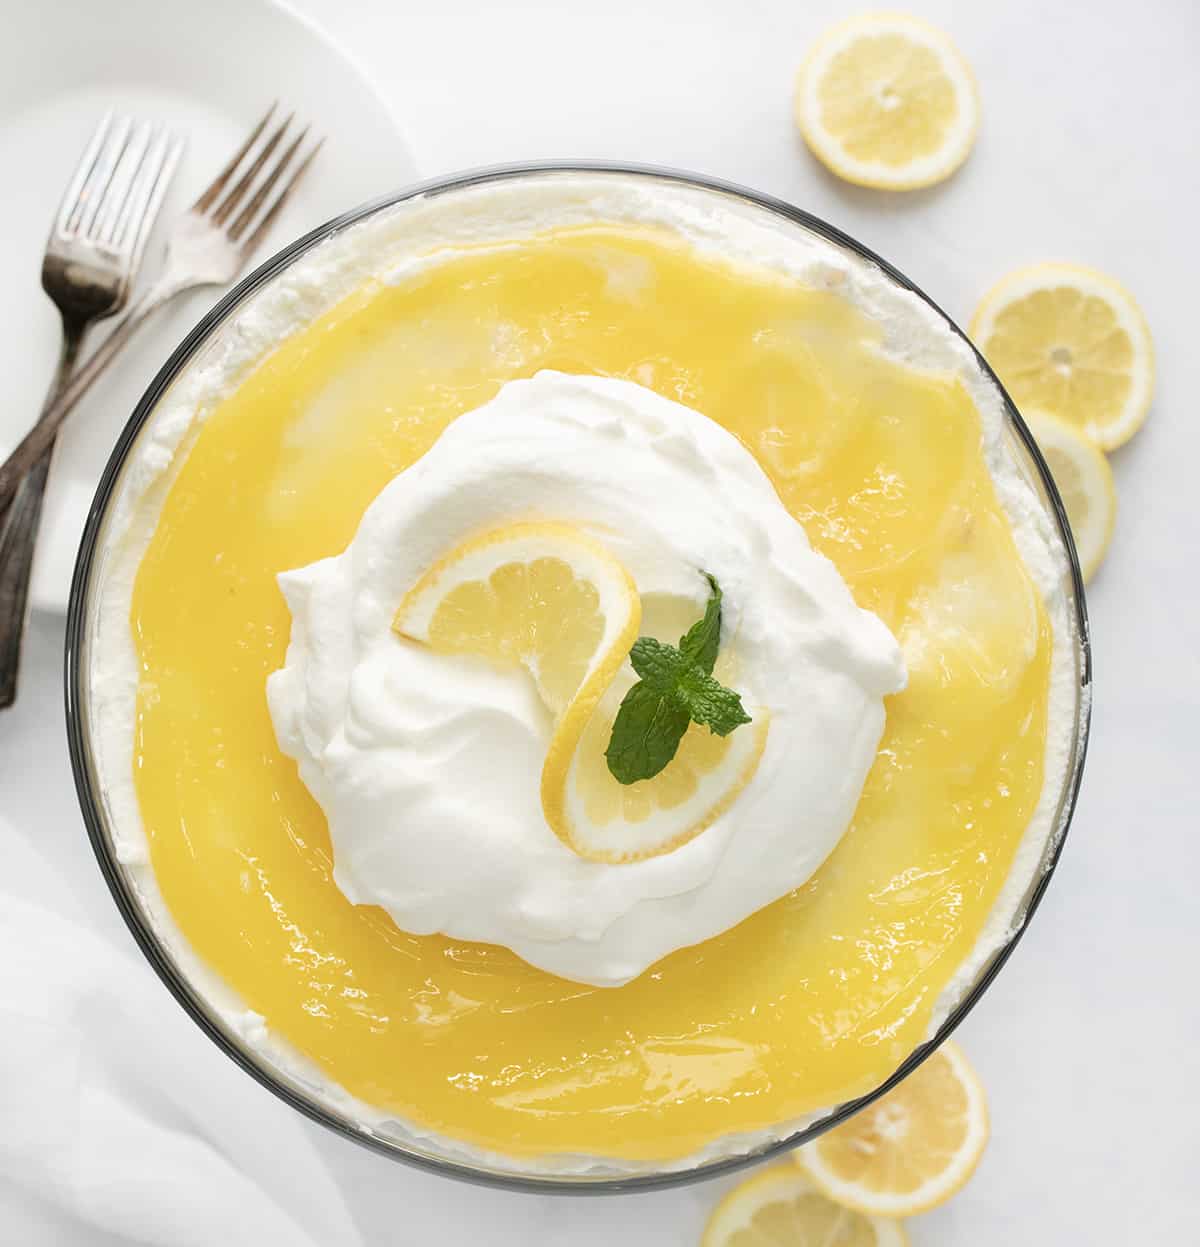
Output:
[130,225,1052,1162]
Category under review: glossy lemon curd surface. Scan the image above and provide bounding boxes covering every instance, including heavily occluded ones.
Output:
[129,225,1053,1161]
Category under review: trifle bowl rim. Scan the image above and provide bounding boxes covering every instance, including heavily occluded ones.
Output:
[64,161,1092,1193]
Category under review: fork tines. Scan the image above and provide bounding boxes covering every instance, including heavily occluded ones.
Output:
[57,113,183,257]
[193,104,324,253]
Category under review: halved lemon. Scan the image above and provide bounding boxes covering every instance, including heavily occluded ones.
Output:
[702,1166,909,1247]
[394,523,767,864]
[796,1041,988,1217]
[794,13,979,190]
[971,262,1154,450]
[1024,407,1117,582]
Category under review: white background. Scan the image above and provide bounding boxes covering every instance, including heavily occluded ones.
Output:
[5,0,1200,1241]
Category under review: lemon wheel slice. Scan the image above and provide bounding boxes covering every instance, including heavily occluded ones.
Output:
[702,1166,909,1247]
[549,657,769,864]
[794,13,979,190]
[394,523,767,864]
[1024,408,1116,582]
[971,262,1154,450]
[394,522,639,718]
[796,1041,989,1217]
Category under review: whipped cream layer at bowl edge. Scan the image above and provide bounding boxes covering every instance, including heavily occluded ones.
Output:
[266,371,907,987]
[86,173,1080,1174]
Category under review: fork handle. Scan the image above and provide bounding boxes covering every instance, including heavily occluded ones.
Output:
[0,323,87,708]
[0,275,188,520]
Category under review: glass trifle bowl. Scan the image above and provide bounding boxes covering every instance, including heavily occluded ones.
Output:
[66,165,1090,1191]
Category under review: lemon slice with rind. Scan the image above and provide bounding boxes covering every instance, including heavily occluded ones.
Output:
[395,522,639,721]
[794,13,979,191]
[702,1166,909,1247]
[394,523,767,865]
[971,262,1154,449]
[796,1041,989,1217]
[547,654,769,864]
[1024,407,1116,583]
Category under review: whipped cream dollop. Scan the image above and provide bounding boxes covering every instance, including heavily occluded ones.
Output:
[267,371,906,986]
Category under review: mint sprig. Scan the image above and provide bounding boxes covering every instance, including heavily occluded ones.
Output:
[604,575,751,785]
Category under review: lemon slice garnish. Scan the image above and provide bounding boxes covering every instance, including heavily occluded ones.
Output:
[971,262,1154,450]
[549,648,768,864]
[1025,407,1117,582]
[796,1041,989,1218]
[394,523,766,864]
[395,522,639,719]
[702,1166,910,1247]
[794,13,979,191]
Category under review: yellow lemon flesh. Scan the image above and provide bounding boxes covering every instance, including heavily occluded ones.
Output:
[797,1041,989,1217]
[130,223,1054,1162]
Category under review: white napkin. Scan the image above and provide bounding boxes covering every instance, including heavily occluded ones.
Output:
[0,814,363,1247]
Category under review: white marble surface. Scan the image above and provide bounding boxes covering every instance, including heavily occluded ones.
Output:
[4,0,1199,1241]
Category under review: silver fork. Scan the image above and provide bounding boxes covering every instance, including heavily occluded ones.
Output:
[0,115,181,708]
[0,106,323,706]
[0,105,323,523]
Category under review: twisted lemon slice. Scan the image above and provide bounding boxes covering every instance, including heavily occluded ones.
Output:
[394,523,767,863]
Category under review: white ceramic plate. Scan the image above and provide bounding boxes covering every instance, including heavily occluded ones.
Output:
[0,0,414,613]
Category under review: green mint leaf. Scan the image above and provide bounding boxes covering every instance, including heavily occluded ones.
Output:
[604,574,753,786]
[674,666,753,736]
[678,573,722,675]
[604,681,692,784]
[628,636,687,689]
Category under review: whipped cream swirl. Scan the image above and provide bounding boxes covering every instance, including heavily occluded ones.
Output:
[267,371,906,986]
